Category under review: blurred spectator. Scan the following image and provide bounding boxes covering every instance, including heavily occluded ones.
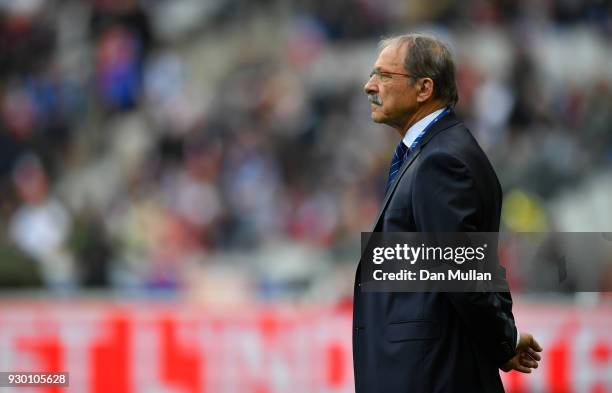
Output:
[90,0,152,111]
[9,153,75,291]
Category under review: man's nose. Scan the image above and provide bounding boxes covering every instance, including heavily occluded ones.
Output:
[364,79,378,95]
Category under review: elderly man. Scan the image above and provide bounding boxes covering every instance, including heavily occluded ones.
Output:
[353,34,542,393]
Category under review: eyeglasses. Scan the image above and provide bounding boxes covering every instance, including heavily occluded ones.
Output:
[368,69,413,82]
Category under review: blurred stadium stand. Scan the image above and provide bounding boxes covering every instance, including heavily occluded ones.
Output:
[0,0,611,391]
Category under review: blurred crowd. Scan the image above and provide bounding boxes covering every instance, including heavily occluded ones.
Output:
[0,0,611,301]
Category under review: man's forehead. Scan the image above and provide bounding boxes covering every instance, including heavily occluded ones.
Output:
[375,43,406,69]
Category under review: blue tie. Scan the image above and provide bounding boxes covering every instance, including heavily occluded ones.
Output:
[385,141,409,193]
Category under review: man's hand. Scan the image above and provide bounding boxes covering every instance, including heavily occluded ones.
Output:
[501,332,543,373]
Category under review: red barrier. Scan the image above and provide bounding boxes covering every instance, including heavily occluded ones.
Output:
[0,301,609,392]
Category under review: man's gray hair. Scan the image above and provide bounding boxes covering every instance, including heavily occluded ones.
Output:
[379,33,459,107]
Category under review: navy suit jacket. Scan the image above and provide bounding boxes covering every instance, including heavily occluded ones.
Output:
[353,111,518,393]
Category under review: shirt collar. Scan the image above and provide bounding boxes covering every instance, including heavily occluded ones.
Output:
[401,108,446,148]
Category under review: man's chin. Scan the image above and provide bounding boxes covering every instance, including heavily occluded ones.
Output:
[370,112,385,123]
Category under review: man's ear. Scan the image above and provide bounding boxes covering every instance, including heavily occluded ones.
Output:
[416,78,435,103]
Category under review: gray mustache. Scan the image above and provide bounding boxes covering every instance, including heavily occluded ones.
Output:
[368,94,382,106]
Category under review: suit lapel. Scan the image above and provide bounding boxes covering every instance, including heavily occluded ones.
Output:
[371,111,461,232]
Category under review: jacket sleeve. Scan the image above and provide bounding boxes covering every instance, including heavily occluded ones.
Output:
[412,151,518,366]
